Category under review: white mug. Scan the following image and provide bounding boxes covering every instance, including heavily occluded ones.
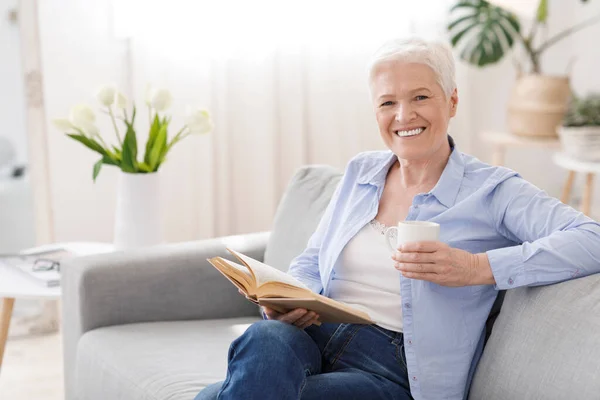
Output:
[384,221,440,252]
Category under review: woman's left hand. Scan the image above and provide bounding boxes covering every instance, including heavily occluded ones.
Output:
[391,241,494,286]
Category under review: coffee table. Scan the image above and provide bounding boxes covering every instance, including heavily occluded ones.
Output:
[0,242,114,371]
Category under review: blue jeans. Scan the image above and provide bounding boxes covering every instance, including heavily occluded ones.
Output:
[195,320,412,400]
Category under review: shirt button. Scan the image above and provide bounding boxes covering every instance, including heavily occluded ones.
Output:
[404,302,411,309]
[412,376,418,381]
[407,339,413,346]
[508,278,514,285]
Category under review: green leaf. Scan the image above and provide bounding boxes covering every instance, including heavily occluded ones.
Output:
[148,124,167,171]
[92,159,103,182]
[450,21,479,47]
[66,134,108,157]
[447,13,478,31]
[447,0,521,68]
[450,1,478,12]
[102,155,118,166]
[138,162,152,172]
[496,20,515,48]
[131,104,137,125]
[536,0,548,23]
[144,114,161,164]
[121,121,138,173]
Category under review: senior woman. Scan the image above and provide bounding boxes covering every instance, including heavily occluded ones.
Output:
[196,38,600,400]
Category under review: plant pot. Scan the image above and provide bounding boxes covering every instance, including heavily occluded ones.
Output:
[558,126,600,161]
[507,74,571,138]
[113,171,163,250]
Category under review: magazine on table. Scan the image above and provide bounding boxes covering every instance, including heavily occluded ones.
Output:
[0,248,73,288]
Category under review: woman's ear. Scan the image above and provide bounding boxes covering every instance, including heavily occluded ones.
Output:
[449,88,459,117]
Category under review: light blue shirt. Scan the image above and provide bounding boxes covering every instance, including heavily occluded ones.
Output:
[288,145,600,400]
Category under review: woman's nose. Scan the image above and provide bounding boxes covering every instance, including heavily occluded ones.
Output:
[394,104,416,122]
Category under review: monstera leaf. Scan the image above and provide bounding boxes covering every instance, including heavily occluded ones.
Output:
[448,0,521,67]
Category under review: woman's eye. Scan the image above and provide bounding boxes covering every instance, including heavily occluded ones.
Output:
[415,95,428,101]
[380,101,394,107]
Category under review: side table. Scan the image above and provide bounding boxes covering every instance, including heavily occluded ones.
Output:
[480,131,561,166]
[0,242,114,372]
[553,153,600,216]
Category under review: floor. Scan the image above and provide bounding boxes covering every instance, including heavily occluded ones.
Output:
[0,331,63,399]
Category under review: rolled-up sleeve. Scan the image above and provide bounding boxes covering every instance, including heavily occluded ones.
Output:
[485,175,600,290]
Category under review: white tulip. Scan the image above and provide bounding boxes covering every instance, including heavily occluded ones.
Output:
[52,118,76,132]
[96,85,117,107]
[69,105,98,137]
[186,107,214,135]
[76,120,100,137]
[69,104,96,125]
[116,92,128,109]
[149,88,173,112]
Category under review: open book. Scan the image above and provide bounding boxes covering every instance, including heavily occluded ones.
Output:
[207,248,373,325]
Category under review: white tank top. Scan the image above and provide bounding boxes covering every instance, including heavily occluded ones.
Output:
[328,219,403,332]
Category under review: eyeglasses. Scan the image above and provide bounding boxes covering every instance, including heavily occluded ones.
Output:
[32,258,61,273]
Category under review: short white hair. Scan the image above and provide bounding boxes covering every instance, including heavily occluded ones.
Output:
[368,38,456,98]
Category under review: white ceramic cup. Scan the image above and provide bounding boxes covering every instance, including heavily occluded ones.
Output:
[384,221,440,252]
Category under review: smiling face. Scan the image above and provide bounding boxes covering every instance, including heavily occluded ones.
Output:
[371,61,458,161]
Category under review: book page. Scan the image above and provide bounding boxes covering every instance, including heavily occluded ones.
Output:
[228,249,311,291]
[226,260,253,279]
[207,257,254,291]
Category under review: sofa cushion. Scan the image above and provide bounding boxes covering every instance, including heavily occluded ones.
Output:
[264,165,342,272]
[469,273,600,400]
[75,317,260,400]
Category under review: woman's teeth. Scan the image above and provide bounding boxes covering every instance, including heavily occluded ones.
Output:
[395,128,424,137]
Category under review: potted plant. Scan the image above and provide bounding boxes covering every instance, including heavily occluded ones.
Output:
[448,0,600,137]
[558,93,600,160]
[53,85,214,249]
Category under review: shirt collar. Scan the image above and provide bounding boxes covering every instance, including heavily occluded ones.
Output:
[356,151,398,186]
[356,136,465,208]
[429,146,465,208]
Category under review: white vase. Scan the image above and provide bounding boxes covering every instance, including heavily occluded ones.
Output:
[113,171,163,250]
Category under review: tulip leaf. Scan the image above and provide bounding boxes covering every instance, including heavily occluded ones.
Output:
[121,121,138,173]
[144,114,161,165]
[138,162,152,172]
[66,134,108,157]
[102,155,118,166]
[148,124,167,171]
[92,158,103,182]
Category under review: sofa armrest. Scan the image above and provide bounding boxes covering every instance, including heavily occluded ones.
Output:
[62,231,269,400]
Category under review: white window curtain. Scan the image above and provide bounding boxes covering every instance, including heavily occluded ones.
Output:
[114,0,470,240]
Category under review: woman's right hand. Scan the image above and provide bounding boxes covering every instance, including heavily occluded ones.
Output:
[262,306,320,329]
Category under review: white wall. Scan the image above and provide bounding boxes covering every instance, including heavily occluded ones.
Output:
[0,0,28,164]
[468,0,600,217]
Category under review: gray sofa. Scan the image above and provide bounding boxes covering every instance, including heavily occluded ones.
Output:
[62,165,600,400]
